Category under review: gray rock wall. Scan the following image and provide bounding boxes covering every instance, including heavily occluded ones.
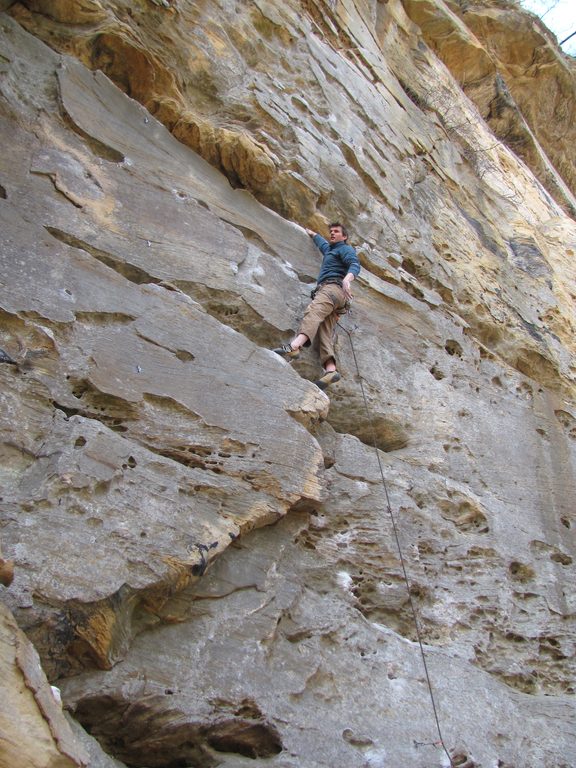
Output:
[0,2,575,767]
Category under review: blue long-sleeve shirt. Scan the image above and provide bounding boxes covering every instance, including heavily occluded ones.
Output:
[312,234,361,285]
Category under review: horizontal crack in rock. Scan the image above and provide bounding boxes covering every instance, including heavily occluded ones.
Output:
[45,227,162,286]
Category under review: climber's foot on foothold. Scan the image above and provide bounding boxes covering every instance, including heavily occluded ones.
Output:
[273,343,300,360]
[315,370,341,390]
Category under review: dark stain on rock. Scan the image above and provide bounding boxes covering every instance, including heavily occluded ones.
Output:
[508,238,551,278]
[459,208,504,259]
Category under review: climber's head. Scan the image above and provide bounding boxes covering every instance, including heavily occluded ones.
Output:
[329,222,348,242]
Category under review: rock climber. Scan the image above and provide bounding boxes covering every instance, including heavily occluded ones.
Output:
[273,222,360,390]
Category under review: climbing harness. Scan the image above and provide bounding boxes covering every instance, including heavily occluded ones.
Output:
[310,278,346,300]
[337,314,456,768]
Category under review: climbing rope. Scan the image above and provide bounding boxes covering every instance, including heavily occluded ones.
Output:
[337,318,456,768]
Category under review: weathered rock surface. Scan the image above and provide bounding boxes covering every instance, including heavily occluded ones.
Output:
[401,0,576,216]
[9,0,576,219]
[61,498,576,768]
[0,14,329,681]
[0,1,575,767]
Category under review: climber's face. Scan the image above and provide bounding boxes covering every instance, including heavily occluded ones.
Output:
[329,226,346,243]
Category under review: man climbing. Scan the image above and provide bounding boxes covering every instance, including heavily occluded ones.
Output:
[273,222,360,390]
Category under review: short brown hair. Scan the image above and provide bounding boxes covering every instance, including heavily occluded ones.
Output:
[329,221,348,239]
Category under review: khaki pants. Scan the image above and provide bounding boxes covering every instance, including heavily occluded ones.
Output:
[298,284,348,367]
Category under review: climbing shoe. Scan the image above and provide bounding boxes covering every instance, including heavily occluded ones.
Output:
[315,370,341,390]
[273,343,300,360]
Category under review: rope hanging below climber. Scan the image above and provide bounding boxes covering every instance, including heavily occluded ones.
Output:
[338,315,456,768]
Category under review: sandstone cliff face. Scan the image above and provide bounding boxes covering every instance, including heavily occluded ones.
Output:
[0,1,575,767]
[401,0,576,217]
